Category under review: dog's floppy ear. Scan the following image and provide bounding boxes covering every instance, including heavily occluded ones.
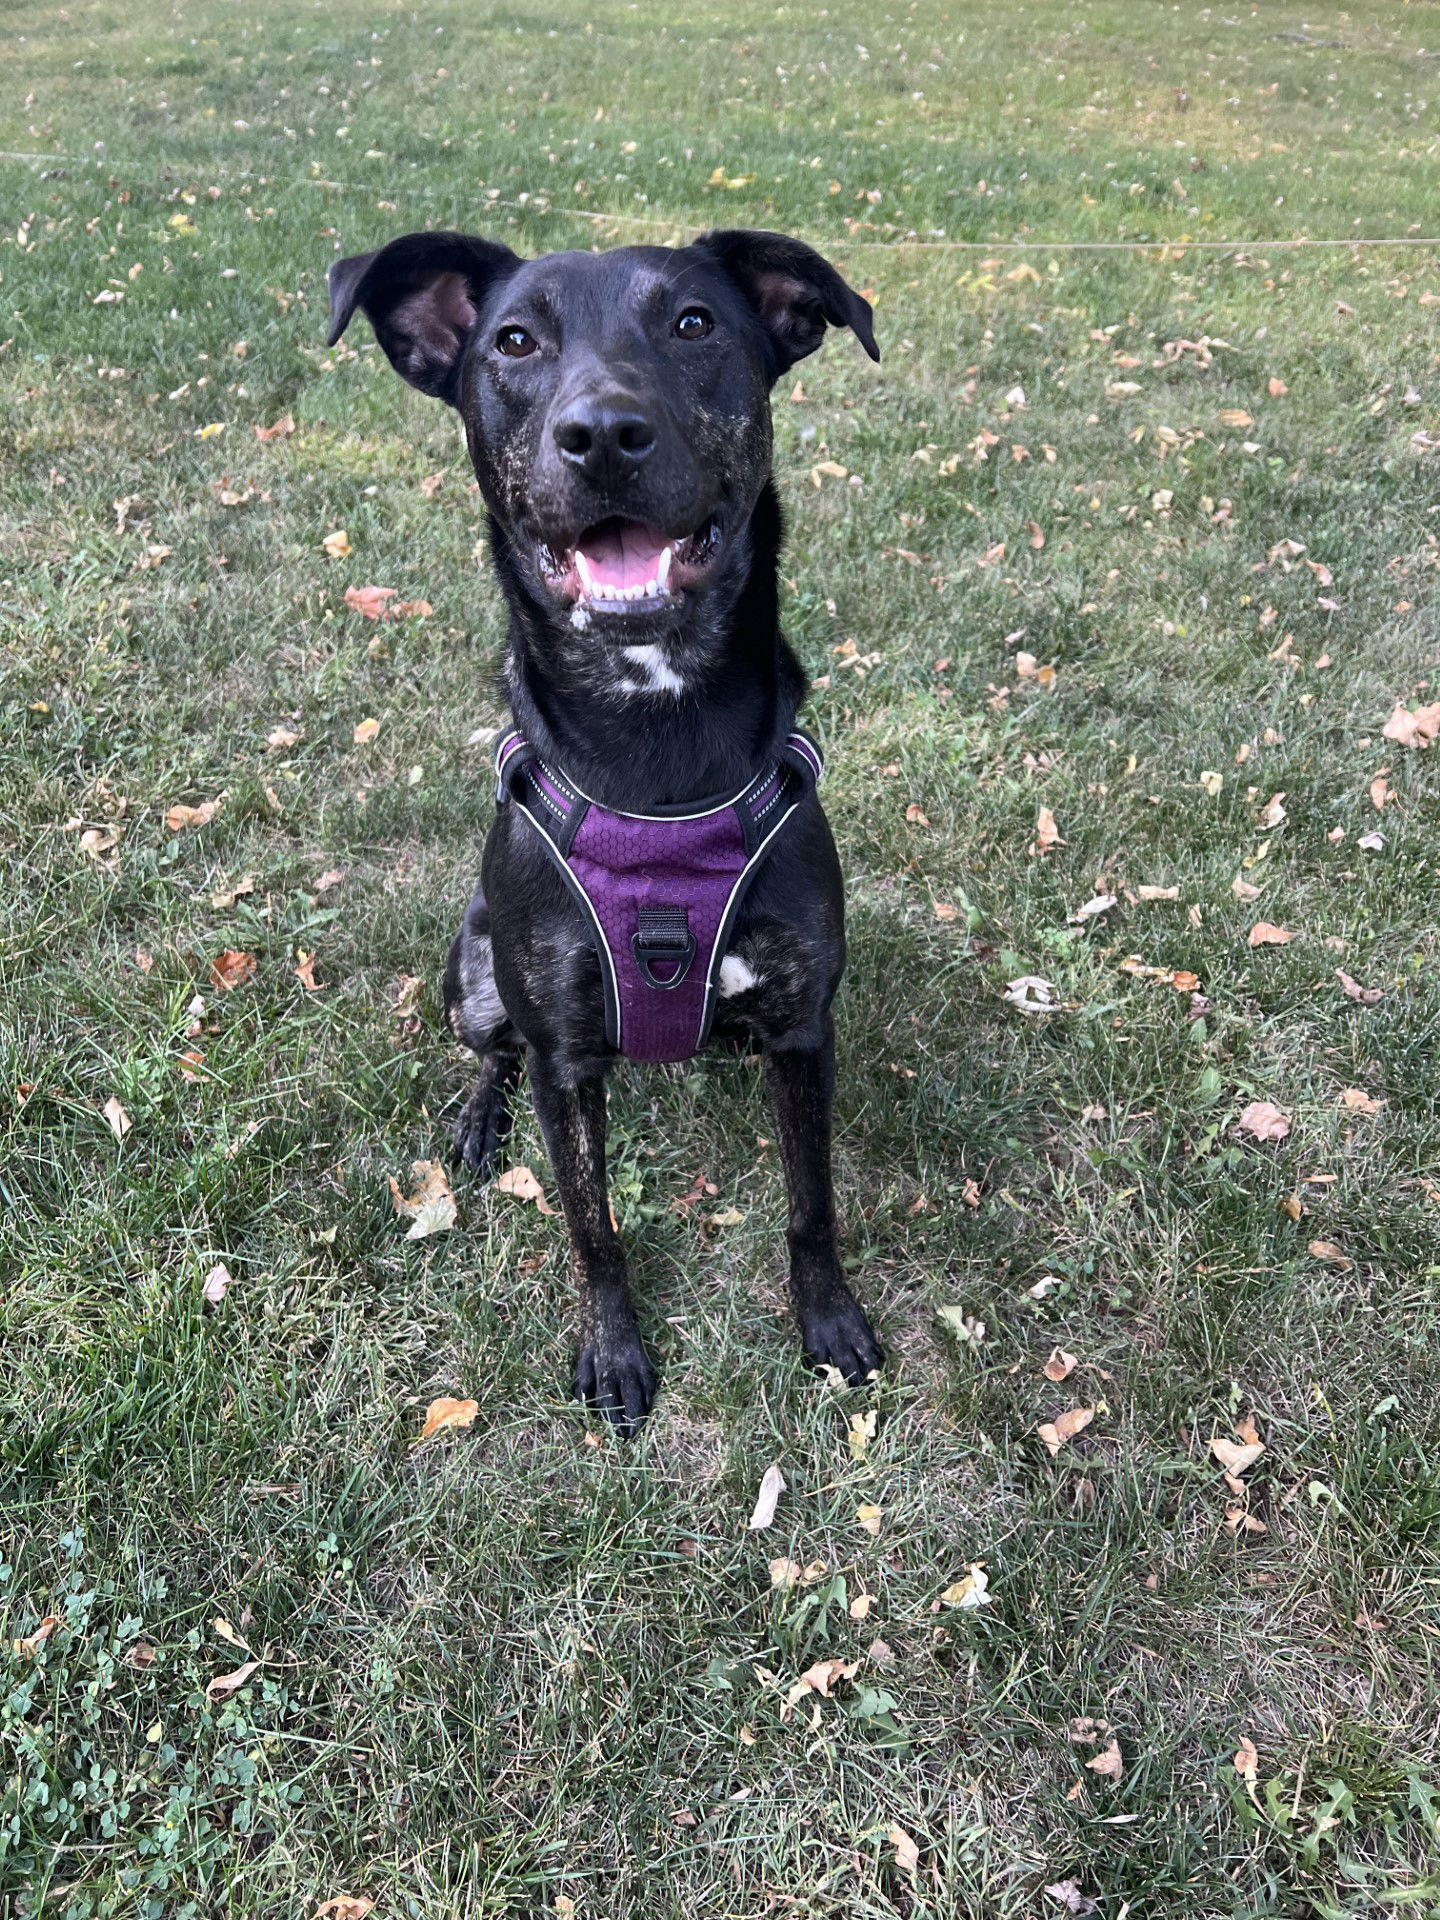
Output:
[691,228,879,378]
[327,229,522,403]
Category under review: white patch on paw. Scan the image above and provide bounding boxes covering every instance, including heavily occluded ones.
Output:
[718,953,759,998]
[621,644,687,696]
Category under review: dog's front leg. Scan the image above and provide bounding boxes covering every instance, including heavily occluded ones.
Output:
[765,1022,883,1386]
[526,1048,656,1435]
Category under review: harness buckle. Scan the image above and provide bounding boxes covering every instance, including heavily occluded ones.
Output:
[632,907,697,990]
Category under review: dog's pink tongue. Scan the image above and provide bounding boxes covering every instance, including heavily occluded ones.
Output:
[576,520,667,591]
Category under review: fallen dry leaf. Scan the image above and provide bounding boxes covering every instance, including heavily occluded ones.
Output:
[210,949,257,992]
[1043,1348,1078,1383]
[321,529,351,559]
[1234,1735,1259,1778]
[1232,876,1263,902]
[1218,407,1253,429]
[856,1503,884,1536]
[12,1616,60,1658]
[165,798,221,830]
[1248,922,1294,948]
[905,802,931,827]
[1226,1507,1268,1535]
[1086,1737,1124,1781]
[1037,1407,1094,1456]
[1369,773,1390,812]
[1258,792,1288,830]
[886,1825,919,1879]
[1027,520,1045,550]
[495,1164,557,1216]
[314,868,344,893]
[202,1262,232,1305]
[1211,1433,1266,1476]
[847,1409,877,1461]
[1308,1239,1354,1272]
[792,1657,859,1702]
[253,414,295,442]
[1044,1878,1098,1915]
[420,469,446,498]
[352,717,381,746]
[344,584,397,620]
[1137,884,1179,902]
[747,1463,786,1531]
[102,1095,132,1141]
[1004,974,1060,1015]
[418,1395,478,1441]
[313,1900,375,1920]
[205,1658,260,1703]
[769,1557,827,1591]
[1068,894,1116,926]
[1340,1087,1383,1115]
[1267,377,1287,398]
[389,1160,458,1239]
[939,1563,992,1609]
[1335,968,1383,1005]
[212,1615,250,1653]
[1236,1101,1290,1144]
[1030,805,1063,856]
[1380,702,1440,749]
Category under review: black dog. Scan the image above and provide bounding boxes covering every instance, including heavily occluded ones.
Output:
[328,226,883,1432]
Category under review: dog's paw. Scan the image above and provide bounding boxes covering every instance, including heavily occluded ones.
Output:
[575,1333,657,1439]
[798,1289,884,1387]
[451,1076,514,1180]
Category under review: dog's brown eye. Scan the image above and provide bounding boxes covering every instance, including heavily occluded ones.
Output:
[674,307,713,341]
[496,325,538,358]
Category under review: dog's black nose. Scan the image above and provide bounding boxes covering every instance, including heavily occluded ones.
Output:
[551,397,656,479]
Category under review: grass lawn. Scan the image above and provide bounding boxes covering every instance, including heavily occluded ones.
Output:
[4,0,1440,1913]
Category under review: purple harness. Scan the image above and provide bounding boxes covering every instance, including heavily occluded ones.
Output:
[495,727,824,1064]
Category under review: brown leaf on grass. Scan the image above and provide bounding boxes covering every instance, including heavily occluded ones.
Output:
[1340,1087,1383,1115]
[1037,1407,1093,1456]
[1137,884,1179,902]
[1086,1737,1124,1781]
[293,951,321,992]
[202,1262,231,1305]
[252,414,295,442]
[418,1395,478,1441]
[102,1095,132,1140]
[1236,1101,1290,1143]
[352,717,381,745]
[886,1825,920,1879]
[419,469,446,498]
[769,1557,827,1591]
[1248,922,1293,948]
[389,1160,458,1239]
[1211,1433,1266,1476]
[792,1657,859,1701]
[321,529,351,559]
[210,949,257,992]
[1369,773,1390,812]
[1234,1735,1260,1778]
[1267,377,1287,398]
[12,1615,60,1657]
[1381,702,1440,749]
[495,1164,557,1216]
[1335,968,1383,1005]
[392,598,432,619]
[1258,792,1288,830]
[1308,1239,1354,1272]
[126,1641,156,1669]
[1030,805,1064,857]
[314,869,344,893]
[933,900,958,922]
[313,1899,375,1920]
[135,948,154,973]
[905,802,931,827]
[345,585,398,620]
[1218,407,1253,428]
[205,1658,260,1703]
[212,1615,250,1652]
[1026,520,1045,550]
[165,798,221,830]
[1043,1348,1078,1383]
[1226,1507,1268,1535]
[266,725,301,751]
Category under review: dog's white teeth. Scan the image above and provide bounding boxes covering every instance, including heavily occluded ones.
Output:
[656,545,673,591]
[574,550,596,593]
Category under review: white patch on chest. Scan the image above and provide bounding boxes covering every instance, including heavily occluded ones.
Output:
[621,644,687,696]
[717,952,760,998]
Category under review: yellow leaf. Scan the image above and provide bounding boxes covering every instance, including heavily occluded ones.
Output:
[352,716,380,745]
[388,1160,458,1239]
[212,1615,250,1652]
[418,1395,479,1442]
[322,529,352,559]
[313,1901,376,1920]
[165,797,222,830]
[847,1409,877,1460]
[1218,408,1253,428]
[886,1825,919,1878]
[856,1503,884,1535]
[939,1563,992,1608]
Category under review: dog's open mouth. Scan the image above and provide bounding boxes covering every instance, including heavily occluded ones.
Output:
[536,515,721,615]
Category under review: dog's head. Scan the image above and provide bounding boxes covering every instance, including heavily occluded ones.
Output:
[327,229,877,644]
